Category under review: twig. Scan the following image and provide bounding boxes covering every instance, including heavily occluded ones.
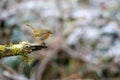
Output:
[35,47,58,80]
[0,62,17,75]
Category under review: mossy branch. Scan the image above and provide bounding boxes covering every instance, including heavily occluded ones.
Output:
[0,41,47,58]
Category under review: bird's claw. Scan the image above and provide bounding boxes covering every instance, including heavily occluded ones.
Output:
[42,41,46,45]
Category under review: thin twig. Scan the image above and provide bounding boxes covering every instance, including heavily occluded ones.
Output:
[0,62,17,75]
[35,47,58,80]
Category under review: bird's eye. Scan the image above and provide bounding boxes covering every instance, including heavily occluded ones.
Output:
[48,31,52,34]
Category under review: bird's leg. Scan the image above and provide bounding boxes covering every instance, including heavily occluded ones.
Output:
[35,40,46,45]
[41,41,46,45]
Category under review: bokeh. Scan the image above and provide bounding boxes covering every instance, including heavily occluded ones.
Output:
[0,0,120,80]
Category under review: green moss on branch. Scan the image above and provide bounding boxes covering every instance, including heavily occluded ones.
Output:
[0,41,47,58]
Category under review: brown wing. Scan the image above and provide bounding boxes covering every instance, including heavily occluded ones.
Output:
[33,29,43,37]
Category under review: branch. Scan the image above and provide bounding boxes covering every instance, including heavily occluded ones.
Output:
[0,41,47,58]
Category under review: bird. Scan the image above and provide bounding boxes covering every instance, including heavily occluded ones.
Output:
[26,24,52,44]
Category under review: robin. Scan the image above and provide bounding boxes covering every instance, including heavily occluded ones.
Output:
[26,24,52,44]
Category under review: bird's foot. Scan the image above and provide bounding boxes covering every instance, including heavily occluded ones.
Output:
[41,41,46,45]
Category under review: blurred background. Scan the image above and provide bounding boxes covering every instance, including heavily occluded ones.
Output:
[0,0,120,80]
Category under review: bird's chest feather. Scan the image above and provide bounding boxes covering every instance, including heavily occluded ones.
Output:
[39,32,50,40]
[45,32,50,39]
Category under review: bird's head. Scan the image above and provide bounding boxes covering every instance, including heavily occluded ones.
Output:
[45,29,53,34]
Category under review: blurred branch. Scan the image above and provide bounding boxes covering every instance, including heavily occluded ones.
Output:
[0,41,47,58]
[1,72,27,80]
[0,62,17,75]
[55,0,65,32]
[35,47,58,80]
[0,61,27,80]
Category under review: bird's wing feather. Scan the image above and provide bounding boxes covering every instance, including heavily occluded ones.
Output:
[40,34,46,40]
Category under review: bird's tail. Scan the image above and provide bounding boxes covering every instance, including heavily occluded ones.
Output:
[26,24,36,32]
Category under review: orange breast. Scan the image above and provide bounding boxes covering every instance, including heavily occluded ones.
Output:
[45,32,50,39]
